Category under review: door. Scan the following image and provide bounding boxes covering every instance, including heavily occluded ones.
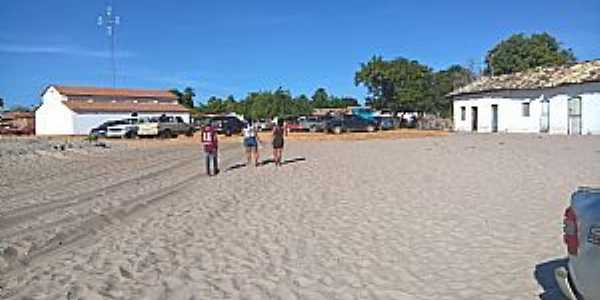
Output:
[471,107,478,132]
[491,105,498,133]
[540,100,550,133]
[568,97,582,135]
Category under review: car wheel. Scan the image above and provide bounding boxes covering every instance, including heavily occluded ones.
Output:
[185,129,194,137]
[225,129,232,137]
[309,126,317,133]
[159,129,172,139]
[367,125,375,133]
[333,126,343,135]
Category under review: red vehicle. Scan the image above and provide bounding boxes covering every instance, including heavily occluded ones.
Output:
[0,124,35,135]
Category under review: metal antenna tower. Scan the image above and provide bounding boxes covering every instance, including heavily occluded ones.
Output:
[97,2,120,88]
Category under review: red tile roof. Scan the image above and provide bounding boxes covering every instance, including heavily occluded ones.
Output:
[63,101,190,113]
[449,60,600,97]
[1,112,34,119]
[48,85,177,99]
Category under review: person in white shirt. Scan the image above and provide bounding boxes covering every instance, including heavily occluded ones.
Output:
[242,119,261,166]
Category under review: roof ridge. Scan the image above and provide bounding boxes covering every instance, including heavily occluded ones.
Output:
[449,60,600,97]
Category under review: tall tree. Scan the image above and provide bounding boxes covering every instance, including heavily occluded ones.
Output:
[432,65,475,116]
[169,87,195,109]
[355,56,435,113]
[484,32,576,75]
[311,88,330,108]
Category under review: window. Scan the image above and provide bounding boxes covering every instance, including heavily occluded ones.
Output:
[522,102,530,117]
[460,106,466,121]
[176,116,184,123]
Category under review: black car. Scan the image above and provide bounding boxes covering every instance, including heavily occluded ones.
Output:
[209,116,246,136]
[90,120,123,137]
[324,115,378,134]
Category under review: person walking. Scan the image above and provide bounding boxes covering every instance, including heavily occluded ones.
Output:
[272,119,285,166]
[243,119,260,167]
[201,123,219,176]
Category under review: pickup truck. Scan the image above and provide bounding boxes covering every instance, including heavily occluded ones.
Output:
[324,115,377,134]
[106,118,139,138]
[137,115,194,138]
[555,187,600,300]
[298,116,327,132]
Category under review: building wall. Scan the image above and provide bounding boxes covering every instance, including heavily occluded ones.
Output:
[35,99,75,135]
[37,86,191,135]
[453,83,600,135]
[582,93,600,134]
[73,112,191,135]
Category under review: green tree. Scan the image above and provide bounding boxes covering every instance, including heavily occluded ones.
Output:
[355,56,435,113]
[485,32,576,75]
[432,65,475,116]
[311,88,330,108]
[169,87,195,109]
[8,105,32,112]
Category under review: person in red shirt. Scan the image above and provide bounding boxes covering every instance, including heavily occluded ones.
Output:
[201,124,219,176]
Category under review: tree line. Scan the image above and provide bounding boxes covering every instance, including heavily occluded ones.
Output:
[170,87,359,120]
[172,32,576,119]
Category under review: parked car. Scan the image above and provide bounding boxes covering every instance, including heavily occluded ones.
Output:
[298,116,327,132]
[209,116,246,136]
[374,116,397,130]
[555,187,600,300]
[284,119,304,132]
[0,123,34,135]
[324,115,378,134]
[137,115,194,138]
[106,118,139,139]
[90,120,123,137]
[256,119,273,131]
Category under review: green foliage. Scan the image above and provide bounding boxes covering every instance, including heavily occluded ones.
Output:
[355,57,474,116]
[485,32,576,75]
[169,87,195,109]
[355,56,436,112]
[195,88,350,119]
[431,65,475,117]
[8,105,32,112]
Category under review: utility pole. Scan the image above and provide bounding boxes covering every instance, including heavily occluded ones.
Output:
[97,1,120,88]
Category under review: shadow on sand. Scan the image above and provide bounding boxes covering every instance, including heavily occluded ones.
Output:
[224,157,306,172]
[534,258,569,300]
[259,157,306,167]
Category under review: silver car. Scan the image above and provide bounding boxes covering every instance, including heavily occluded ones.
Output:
[555,187,600,300]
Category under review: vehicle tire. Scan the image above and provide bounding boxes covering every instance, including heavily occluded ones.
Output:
[185,129,194,137]
[309,126,317,133]
[333,126,343,135]
[366,125,375,133]
[159,129,172,139]
[225,129,232,137]
[125,131,136,139]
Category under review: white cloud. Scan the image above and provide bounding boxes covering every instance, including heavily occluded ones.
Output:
[0,44,135,58]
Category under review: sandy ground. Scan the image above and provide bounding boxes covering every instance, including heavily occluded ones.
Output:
[1,133,599,299]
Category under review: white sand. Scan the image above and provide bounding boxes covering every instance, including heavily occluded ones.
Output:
[1,134,599,299]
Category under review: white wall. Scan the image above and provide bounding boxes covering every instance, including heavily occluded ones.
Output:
[548,95,568,134]
[453,83,600,135]
[453,97,541,133]
[35,99,75,135]
[582,93,600,135]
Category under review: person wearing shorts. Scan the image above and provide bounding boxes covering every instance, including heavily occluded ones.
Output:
[272,119,285,166]
[243,120,260,166]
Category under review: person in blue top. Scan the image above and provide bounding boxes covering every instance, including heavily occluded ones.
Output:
[243,119,261,167]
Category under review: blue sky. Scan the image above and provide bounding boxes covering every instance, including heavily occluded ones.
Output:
[1,0,598,108]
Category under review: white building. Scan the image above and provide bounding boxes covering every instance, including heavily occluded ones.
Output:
[36,85,191,135]
[450,60,600,135]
